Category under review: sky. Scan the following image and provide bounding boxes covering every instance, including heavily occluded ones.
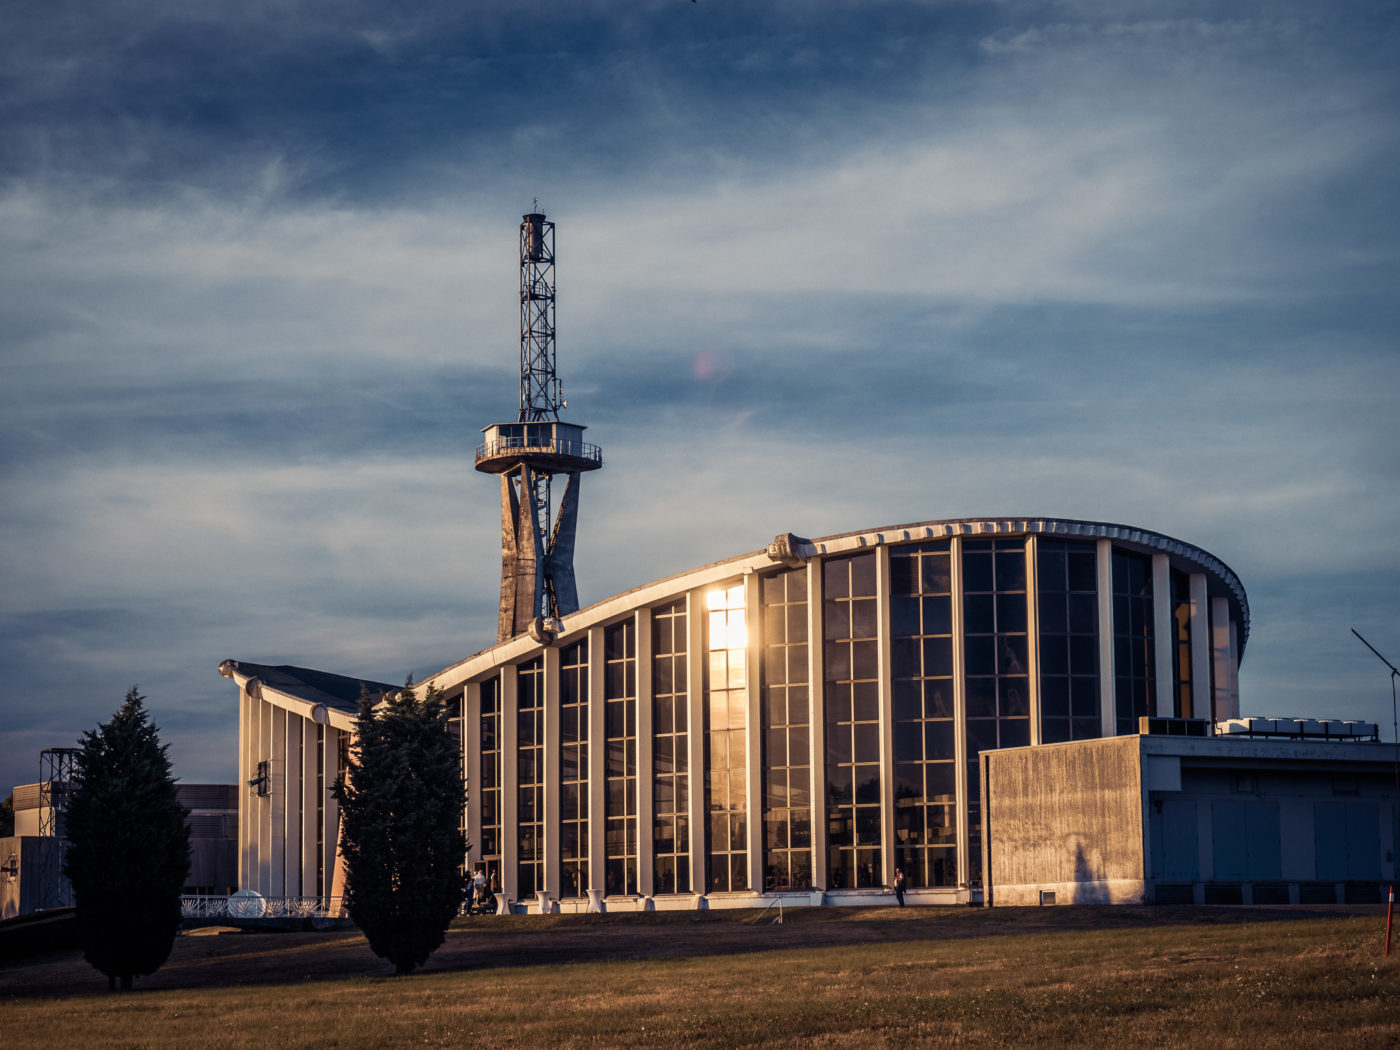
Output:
[2,0,1398,794]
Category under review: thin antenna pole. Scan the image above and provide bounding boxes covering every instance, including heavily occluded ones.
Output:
[1352,627,1399,954]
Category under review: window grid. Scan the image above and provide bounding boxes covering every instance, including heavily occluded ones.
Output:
[479,676,502,879]
[1112,551,1156,734]
[516,658,544,898]
[962,538,1030,886]
[823,552,881,889]
[652,601,690,895]
[604,620,638,896]
[1036,540,1102,745]
[706,583,749,893]
[761,569,812,891]
[559,640,589,898]
[889,542,958,889]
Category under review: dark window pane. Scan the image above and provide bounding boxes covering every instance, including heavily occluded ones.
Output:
[1039,593,1067,634]
[965,635,996,676]
[921,553,951,595]
[963,552,993,593]
[1000,677,1029,717]
[964,593,994,633]
[996,593,1027,634]
[1041,676,1070,717]
[923,636,954,677]
[966,677,997,718]
[824,558,849,599]
[1069,594,1097,635]
[893,678,921,721]
[995,549,1026,591]
[998,635,1029,676]
[925,720,956,760]
[1041,638,1069,677]
[1000,718,1030,748]
[1067,550,1097,592]
[853,722,880,763]
[1070,634,1099,675]
[890,555,916,597]
[825,601,850,642]
[923,596,952,636]
[850,599,877,639]
[891,596,920,636]
[925,683,953,718]
[850,554,876,596]
[852,681,879,721]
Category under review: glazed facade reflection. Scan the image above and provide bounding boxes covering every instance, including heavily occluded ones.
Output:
[449,521,1246,906]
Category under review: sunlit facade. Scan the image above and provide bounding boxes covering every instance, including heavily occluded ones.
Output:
[408,516,1248,909]
[225,516,1254,908]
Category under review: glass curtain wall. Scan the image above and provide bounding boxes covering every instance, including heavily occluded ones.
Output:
[652,600,690,894]
[889,541,958,888]
[479,676,502,881]
[1170,569,1194,718]
[761,568,812,891]
[823,553,881,889]
[1112,551,1155,734]
[962,538,1030,884]
[1036,540,1101,744]
[559,640,589,898]
[706,583,748,893]
[604,621,639,895]
[516,658,544,898]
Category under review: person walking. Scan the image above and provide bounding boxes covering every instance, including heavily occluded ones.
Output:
[893,868,906,908]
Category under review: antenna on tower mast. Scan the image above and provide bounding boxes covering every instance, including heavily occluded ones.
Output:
[476,210,602,643]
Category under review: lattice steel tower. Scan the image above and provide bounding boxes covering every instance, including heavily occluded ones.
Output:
[476,210,602,642]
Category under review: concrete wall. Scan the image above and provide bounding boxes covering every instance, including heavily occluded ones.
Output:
[0,837,71,918]
[984,736,1147,905]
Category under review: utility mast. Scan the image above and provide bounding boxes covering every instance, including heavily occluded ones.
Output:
[476,210,602,643]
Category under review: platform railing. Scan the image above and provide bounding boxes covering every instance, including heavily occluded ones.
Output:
[474,438,602,466]
[181,895,347,920]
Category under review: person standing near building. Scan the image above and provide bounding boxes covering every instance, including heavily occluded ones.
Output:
[893,868,906,908]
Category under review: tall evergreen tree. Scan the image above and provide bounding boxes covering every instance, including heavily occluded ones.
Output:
[63,687,190,991]
[337,680,467,975]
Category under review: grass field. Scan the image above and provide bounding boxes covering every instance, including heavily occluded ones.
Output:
[2,906,1396,1048]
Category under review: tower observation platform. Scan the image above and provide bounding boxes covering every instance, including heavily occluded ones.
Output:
[477,210,602,643]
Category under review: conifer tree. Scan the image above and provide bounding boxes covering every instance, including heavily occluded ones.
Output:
[63,687,190,991]
[337,680,467,975]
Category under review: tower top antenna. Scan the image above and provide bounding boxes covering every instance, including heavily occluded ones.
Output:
[475,212,602,642]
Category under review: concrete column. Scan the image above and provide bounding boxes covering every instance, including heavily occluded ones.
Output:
[238,686,253,889]
[1096,538,1116,738]
[806,557,828,892]
[685,590,706,898]
[587,627,607,893]
[1228,618,1240,720]
[301,718,318,897]
[744,571,764,895]
[501,663,520,903]
[950,536,969,890]
[323,726,340,901]
[1188,575,1211,721]
[1025,537,1041,745]
[1152,554,1173,719]
[465,681,483,869]
[635,607,655,896]
[270,705,286,897]
[543,647,562,899]
[257,697,272,894]
[1210,597,1231,724]
[875,544,896,889]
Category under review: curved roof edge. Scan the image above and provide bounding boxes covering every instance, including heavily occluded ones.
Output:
[424,516,1249,695]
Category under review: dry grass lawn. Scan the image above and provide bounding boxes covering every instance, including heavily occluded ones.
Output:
[1,905,1396,1048]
